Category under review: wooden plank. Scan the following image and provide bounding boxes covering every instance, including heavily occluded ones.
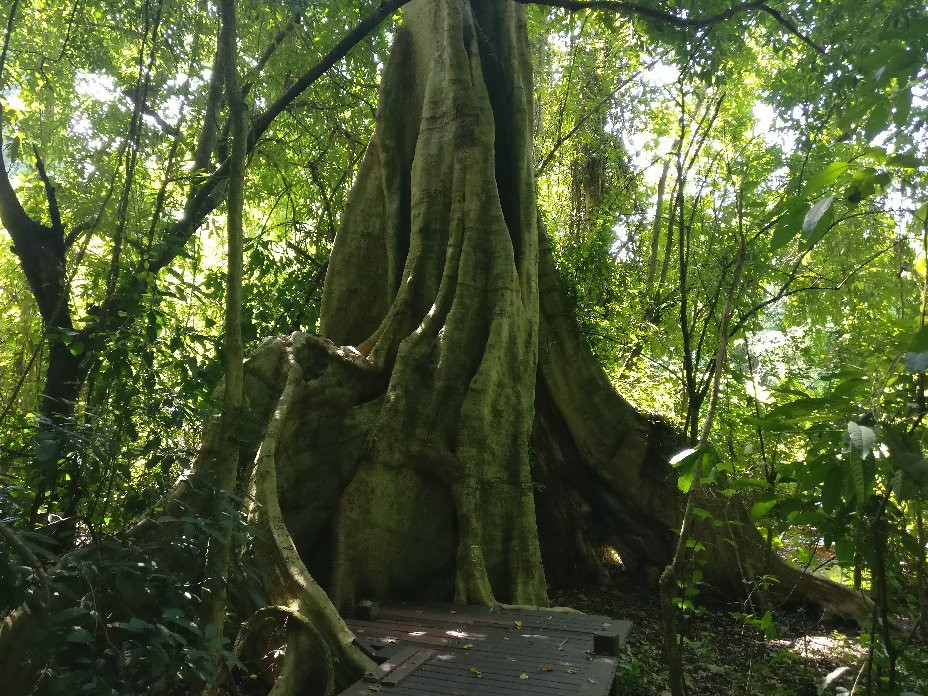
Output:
[379,602,621,636]
[364,646,420,682]
[381,649,435,687]
[593,619,633,655]
[339,602,626,696]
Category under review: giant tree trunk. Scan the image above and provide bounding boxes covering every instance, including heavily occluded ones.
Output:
[233,0,869,624]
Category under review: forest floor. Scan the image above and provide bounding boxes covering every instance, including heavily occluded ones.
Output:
[553,570,928,695]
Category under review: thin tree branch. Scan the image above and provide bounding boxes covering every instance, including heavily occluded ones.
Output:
[32,146,62,231]
[758,4,825,54]
[149,0,408,276]
[250,0,411,145]
[518,0,825,54]
[521,0,766,27]
[535,58,658,176]
[0,0,19,83]
[243,10,304,96]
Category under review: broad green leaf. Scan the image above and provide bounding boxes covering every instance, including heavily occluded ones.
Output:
[914,202,928,227]
[844,169,890,204]
[35,438,58,463]
[821,467,844,514]
[750,497,777,521]
[887,151,920,168]
[763,397,835,426]
[802,196,834,235]
[864,100,891,141]
[908,325,928,351]
[65,627,94,644]
[760,611,777,639]
[847,421,876,457]
[669,448,699,467]
[828,377,866,399]
[806,162,849,193]
[730,478,769,489]
[770,202,808,250]
[848,450,868,508]
[834,538,855,567]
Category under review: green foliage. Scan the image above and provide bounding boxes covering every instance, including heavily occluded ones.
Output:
[4,491,261,694]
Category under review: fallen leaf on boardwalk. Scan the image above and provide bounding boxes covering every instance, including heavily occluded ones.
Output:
[519,673,529,680]
[514,620,523,628]
[469,666,481,677]
[564,667,577,674]
[367,685,380,692]
[462,643,473,649]
[588,678,598,684]
[540,665,554,672]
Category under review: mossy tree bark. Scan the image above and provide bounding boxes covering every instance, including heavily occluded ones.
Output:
[231,0,870,626]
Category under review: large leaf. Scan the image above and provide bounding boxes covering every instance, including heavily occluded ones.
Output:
[834,537,855,568]
[750,496,777,521]
[806,161,849,193]
[770,202,808,250]
[864,100,892,141]
[847,421,876,457]
[802,196,834,239]
[894,88,913,126]
[669,448,700,467]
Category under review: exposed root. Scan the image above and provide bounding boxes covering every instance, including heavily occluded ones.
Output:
[234,606,335,696]
[245,344,374,687]
[771,557,874,624]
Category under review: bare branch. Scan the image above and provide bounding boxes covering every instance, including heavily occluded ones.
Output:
[250,0,412,145]
[758,4,825,55]
[518,0,825,54]
[32,146,62,231]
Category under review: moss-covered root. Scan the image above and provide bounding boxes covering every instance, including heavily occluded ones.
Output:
[235,606,335,696]
[246,347,374,693]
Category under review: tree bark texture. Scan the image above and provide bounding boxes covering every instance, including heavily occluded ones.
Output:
[221,0,869,625]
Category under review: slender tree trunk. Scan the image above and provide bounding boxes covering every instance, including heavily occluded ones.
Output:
[199,0,246,686]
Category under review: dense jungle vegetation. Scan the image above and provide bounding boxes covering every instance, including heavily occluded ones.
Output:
[0,0,927,694]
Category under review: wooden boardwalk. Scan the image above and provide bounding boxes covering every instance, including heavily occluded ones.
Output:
[339,601,632,695]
